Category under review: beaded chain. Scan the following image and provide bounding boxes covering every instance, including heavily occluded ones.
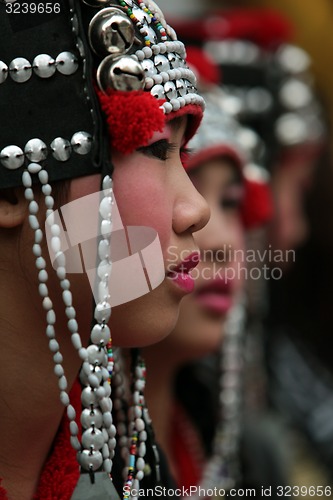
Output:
[22,164,118,477]
[189,301,246,499]
[123,349,147,497]
[77,175,116,476]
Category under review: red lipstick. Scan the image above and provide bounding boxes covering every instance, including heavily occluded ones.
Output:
[195,277,233,315]
[167,251,200,294]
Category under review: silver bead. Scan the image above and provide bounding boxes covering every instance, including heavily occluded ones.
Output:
[141,59,157,78]
[81,408,103,429]
[0,145,24,170]
[33,54,56,78]
[89,8,135,57]
[71,132,92,155]
[81,387,97,407]
[97,259,112,280]
[0,61,8,84]
[78,449,103,472]
[164,81,177,100]
[97,55,145,93]
[98,239,110,261]
[50,137,72,161]
[99,196,112,219]
[151,84,164,100]
[154,54,170,73]
[27,162,42,174]
[25,138,48,162]
[56,52,78,76]
[9,57,32,83]
[82,427,105,450]
[101,219,112,237]
[87,345,107,365]
[94,302,111,323]
[91,324,111,345]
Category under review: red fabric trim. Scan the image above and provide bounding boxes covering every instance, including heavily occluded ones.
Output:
[33,380,82,500]
[184,144,244,172]
[0,481,9,500]
[165,104,203,146]
[97,90,204,154]
[171,403,205,490]
[0,381,82,500]
[241,179,273,229]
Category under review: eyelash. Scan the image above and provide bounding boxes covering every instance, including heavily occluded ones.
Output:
[138,140,190,163]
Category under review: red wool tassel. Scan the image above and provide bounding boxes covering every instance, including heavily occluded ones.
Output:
[97,90,166,154]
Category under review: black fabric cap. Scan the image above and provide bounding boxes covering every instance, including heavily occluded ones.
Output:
[0,0,109,189]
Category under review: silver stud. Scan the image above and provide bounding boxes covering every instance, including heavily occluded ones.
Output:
[89,8,135,57]
[0,145,24,170]
[55,52,78,75]
[141,59,157,78]
[176,79,186,97]
[97,55,145,93]
[154,54,170,73]
[151,84,164,100]
[78,449,103,472]
[87,345,106,365]
[164,81,177,100]
[9,57,32,83]
[33,54,56,78]
[81,408,103,430]
[71,132,92,155]
[50,137,72,161]
[82,427,105,450]
[0,61,8,84]
[24,139,48,162]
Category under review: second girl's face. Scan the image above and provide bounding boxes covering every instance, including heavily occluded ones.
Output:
[163,157,245,360]
[69,116,210,347]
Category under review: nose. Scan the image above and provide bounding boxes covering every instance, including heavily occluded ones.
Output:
[172,167,210,235]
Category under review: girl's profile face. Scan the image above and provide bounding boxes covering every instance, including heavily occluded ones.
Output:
[160,157,245,361]
[68,116,210,347]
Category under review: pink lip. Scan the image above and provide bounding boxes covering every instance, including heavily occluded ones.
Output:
[195,277,233,315]
[167,251,200,294]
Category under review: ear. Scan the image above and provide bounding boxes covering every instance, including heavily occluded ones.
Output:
[0,187,28,228]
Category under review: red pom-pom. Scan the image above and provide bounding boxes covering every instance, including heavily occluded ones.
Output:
[97,90,165,154]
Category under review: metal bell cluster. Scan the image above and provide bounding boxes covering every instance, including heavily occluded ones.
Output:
[85,1,145,93]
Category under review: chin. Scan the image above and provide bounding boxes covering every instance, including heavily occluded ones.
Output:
[110,282,181,348]
[172,310,227,361]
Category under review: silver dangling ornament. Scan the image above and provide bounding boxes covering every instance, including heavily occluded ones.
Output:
[71,471,121,500]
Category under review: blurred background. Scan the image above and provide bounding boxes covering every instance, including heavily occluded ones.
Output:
[157,0,333,496]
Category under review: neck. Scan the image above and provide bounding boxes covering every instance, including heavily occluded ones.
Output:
[0,271,87,500]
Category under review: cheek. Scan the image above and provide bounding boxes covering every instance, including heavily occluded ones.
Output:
[112,166,172,254]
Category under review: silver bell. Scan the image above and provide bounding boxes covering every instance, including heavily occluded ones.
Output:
[89,7,135,57]
[97,55,145,93]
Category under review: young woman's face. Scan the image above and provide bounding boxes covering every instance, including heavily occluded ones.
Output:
[68,116,210,347]
[161,157,245,360]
